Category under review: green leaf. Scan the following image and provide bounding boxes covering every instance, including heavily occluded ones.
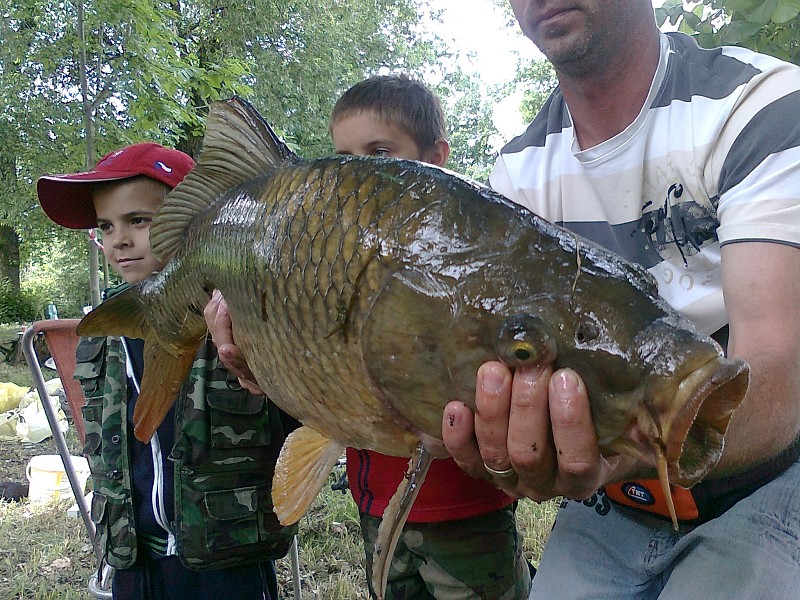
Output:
[749,0,780,25]
[726,0,762,11]
[773,0,800,23]
[718,20,762,45]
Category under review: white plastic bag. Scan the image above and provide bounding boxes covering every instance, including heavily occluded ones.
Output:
[15,391,68,443]
[0,409,19,441]
[0,381,28,413]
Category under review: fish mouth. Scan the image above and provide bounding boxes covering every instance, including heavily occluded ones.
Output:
[659,356,750,487]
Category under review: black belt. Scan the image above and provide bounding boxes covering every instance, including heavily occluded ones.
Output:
[606,435,800,526]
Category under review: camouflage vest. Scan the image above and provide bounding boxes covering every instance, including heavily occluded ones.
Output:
[75,319,297,571]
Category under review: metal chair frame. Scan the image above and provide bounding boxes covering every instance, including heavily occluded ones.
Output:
[21,320,113,599]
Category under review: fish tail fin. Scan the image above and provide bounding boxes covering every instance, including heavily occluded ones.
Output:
[150,96,297,260]
[77,287,202,443]
[272,426,344,525]
[372,443,433,600]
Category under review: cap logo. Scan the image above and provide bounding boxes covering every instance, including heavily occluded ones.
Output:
[154,161,173,174]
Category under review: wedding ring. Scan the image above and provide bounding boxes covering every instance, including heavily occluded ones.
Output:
[484,463,517,479]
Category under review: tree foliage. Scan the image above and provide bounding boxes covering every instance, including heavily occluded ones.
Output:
[436,69,505,183]
[0,0,444,316]
[657,0,800,65]
[516,59,558,126]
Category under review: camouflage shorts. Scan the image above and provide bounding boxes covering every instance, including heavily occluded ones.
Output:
[360,502,532,600]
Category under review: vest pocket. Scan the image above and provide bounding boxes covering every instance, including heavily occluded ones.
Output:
[73,337,106,398]
[81,401,102,457]
[175,468,296,570]
[90,490,137,569]
[204,486,261,549]
[206,390,272,449]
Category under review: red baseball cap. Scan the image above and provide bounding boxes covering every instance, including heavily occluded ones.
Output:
[36,142,195,229]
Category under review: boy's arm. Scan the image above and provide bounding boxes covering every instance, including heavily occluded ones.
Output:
[204,289,265,395]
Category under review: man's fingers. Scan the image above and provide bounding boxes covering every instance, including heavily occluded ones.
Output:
[204,290,265,395]
[473,362,513,472]
[204,289,236,346]
[548,368,602,498]
[442,400,485,479]
[507,364,554,479]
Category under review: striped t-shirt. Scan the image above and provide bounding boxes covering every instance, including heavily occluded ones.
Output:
[490,32,800,335]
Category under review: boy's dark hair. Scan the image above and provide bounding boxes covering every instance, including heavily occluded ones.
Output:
[330,74,447,153]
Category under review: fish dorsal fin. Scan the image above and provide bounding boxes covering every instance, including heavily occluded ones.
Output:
[272,426,344,525]
[372,443,433,600]
[150,96,296,260]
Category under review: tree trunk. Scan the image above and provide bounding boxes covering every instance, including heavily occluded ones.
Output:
[0,225,20,289]
[76,0,101,307]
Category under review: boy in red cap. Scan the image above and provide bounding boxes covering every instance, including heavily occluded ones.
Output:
[37,143,297,600]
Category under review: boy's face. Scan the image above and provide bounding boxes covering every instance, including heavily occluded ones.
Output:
[332,112,446,166]
[93,178,168,285]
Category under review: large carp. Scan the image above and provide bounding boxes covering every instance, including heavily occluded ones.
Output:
[78,97,749,597]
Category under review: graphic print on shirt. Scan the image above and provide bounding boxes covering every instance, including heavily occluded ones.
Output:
[633,182,719,269]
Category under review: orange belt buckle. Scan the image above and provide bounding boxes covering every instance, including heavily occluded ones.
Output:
[605,479,699,522]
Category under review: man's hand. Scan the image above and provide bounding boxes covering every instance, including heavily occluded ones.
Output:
[203,289,265,395]
[442,361,631,502]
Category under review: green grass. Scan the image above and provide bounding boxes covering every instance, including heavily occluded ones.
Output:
[0,486,557,599]
[0,498,98,599]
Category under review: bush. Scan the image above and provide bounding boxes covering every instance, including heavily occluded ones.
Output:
[22,233,94,319]
[0,278,39,322]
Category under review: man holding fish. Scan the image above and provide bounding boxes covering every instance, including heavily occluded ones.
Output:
[442,1,800,598]
[210,1,800,597]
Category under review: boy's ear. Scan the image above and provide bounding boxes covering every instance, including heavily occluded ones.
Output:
[425,139,450,168]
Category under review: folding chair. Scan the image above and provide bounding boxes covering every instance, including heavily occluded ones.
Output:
[21,319,113,599]
[22,319,303,599]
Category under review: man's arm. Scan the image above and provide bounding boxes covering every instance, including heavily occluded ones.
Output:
[711,241,800,473]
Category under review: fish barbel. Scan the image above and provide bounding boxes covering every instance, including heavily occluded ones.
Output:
[77,97,749,598]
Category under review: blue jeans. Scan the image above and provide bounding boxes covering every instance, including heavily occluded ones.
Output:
[530,457,800,599]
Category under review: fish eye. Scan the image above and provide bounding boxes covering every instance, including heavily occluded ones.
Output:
[575,318,600,344]
[496,314,557,368]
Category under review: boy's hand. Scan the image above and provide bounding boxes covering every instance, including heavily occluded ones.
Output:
[204,289,265,395]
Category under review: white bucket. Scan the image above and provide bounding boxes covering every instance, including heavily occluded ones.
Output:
[26,454,90,503]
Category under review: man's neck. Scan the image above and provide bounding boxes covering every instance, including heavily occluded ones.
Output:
[559,31,662,150]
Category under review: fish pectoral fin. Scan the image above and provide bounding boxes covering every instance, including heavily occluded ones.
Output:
[655,444,679,531]
[76,285,200,444]
[133,338,200,443]
[605,436,679,530]
[372,443,433,600]
[76,286,148,339]
[272,426,344,525]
